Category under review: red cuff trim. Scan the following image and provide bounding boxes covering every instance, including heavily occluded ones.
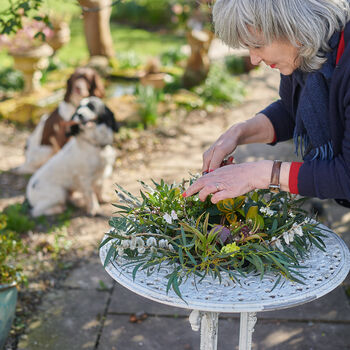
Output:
[289,162,303,194]
[271,132,277,144]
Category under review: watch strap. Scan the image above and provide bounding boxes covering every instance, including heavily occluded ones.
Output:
[269,160,282,193]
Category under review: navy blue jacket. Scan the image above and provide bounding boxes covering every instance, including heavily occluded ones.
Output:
[261,23,350,200]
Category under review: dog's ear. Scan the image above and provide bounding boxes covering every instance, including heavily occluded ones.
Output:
[89,70,105,99]
[64,74,74,102]
[66,123,81,137]
[105,106,120,132]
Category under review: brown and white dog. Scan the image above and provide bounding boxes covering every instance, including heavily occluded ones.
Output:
[15,67,105,174]
[26,97,119,217]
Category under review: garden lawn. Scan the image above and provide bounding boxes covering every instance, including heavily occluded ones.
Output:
[0,0,186,68]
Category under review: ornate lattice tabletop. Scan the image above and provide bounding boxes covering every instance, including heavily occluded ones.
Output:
[100,223,350,350]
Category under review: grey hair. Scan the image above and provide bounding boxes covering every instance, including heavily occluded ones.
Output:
[213,0,350,71]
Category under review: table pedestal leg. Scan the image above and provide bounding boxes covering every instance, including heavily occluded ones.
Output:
[189,310,219,350]
[238,312,257,350]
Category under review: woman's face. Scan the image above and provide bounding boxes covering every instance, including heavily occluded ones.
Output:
[248,39,300,75]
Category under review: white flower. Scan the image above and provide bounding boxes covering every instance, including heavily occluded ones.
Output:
[288,211,296,218]
[138,246,146,254]
[130,238,137,250]
[158,239,169,248]
[150,246,157,254]
[275,238,284,251]
[163,213,173,224]
[135,237,145,247]
[146,237,157,247]
[168,244,175,252]
[259,206,275,216]
[121,240,130,249]
[292,223,304,237]
[170,210,178,221]
[117,246,125,255]
[283,230,295,245]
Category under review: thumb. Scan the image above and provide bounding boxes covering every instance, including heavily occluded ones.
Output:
[208,153,225,172]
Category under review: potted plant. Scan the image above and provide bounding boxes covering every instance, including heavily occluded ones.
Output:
[101,176,326,299]
[0,215,26,349]
[0,18,53,93]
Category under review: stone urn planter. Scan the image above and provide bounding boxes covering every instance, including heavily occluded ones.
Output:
[10,44,53,93]
[0,283,17,349]
[47,20,71,54]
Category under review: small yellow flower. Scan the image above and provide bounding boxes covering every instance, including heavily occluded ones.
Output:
[220,242,240,257]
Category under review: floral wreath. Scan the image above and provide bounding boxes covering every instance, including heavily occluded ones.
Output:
[101,176,326,298]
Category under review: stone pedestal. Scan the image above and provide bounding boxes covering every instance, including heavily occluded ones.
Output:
[11,44,53,93]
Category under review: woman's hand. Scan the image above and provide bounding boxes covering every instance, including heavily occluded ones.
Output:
[202,114,276,174]
[185,161,273,203]
[202,125,241,174]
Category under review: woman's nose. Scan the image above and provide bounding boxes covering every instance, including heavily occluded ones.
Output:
[249,50,262,65]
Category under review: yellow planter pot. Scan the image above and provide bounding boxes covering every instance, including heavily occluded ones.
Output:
[10,44,53,94]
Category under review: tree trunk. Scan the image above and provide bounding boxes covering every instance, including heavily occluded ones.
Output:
[78,0,114,58]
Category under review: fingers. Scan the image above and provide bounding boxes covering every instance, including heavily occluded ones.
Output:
[183,176,206,198]
[208,149,226,172]
[198,183,218,201]
[202,140,231,173]
[202,149,213,174]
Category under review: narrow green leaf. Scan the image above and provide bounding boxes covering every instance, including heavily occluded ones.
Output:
[103,245,116,268]
[132,262,145,281]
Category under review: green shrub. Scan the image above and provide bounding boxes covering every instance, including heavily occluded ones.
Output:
[224,55,246,75]
[135,85,160,128]
[160,48,187,66]
[111,0,173,28]
[0,215,26,285]
[194,63,245,105]
[115,51,142,69]
[0,67,24,92]
[3,203,35,234]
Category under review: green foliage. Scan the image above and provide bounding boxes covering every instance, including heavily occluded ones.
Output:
[160,48,187,67]
[3,203,35,234]
[135,85,161,128]
[0,201,73,235]
[225,55,246,75]
[101,177,326,298]
[0,67,24,92]
[0,215,26,285]
[115,51,142,69]
[111,0,173,28]
[0,0,44,35]
[194,63,245,105]
[111,0,212,30]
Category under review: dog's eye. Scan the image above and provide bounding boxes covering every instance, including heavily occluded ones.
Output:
[87,102,95,111]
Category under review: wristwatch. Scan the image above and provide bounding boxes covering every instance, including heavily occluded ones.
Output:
[269,160,282,193]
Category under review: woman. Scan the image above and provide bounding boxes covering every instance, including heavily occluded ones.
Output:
[183,0,350,205]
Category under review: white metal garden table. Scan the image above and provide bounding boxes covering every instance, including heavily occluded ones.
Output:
[100,223,350,350]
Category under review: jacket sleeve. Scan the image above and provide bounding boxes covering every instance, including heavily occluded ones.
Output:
[260,75,296,144]
[297,82,350,200]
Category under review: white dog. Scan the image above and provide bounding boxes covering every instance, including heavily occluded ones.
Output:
[15,67,105,174]
[26,97,119,217]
